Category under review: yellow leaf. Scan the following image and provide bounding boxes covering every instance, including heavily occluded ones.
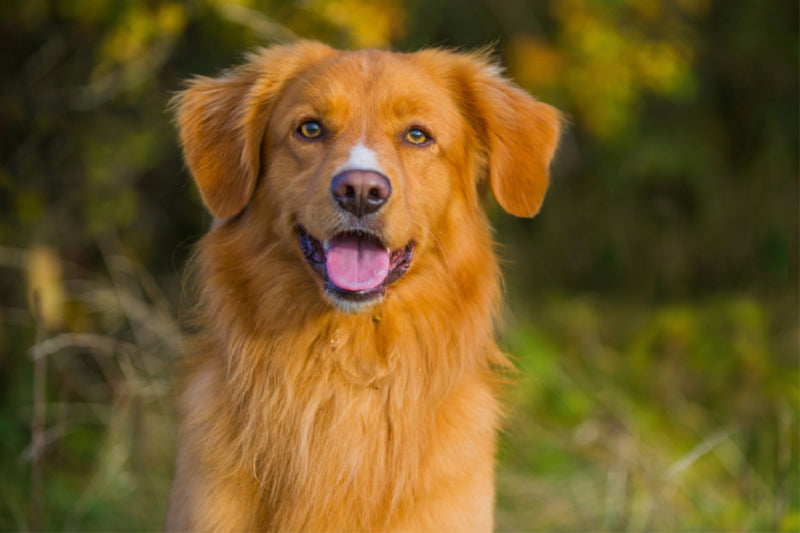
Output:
[308,0,405,48]
[26,246,65,331]
[507,35,564,91]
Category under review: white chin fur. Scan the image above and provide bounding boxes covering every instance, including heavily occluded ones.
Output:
[326,292,383,314]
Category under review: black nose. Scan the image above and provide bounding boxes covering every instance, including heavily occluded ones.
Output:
[330,170,392,216]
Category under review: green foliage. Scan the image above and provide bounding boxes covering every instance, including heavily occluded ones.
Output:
[0,0,796,530]
[497,294,798,531]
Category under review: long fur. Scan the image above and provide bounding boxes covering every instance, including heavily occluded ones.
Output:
[166,41,560,532]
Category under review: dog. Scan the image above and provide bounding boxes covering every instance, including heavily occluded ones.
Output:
[166,41,560,532]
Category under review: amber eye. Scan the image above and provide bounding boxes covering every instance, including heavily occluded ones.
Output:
[298,120,323,139]
[405,128,430,145]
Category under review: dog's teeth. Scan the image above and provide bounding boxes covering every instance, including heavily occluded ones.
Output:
[323,240,330,250]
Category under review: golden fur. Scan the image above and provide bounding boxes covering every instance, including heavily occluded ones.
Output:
[166,41,560,532]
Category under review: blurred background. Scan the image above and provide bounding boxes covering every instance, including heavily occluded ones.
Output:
[0,0,797,530]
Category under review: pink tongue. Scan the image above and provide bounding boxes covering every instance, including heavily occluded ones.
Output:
[326,234,390,292]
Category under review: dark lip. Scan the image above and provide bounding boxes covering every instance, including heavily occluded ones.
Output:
[295,225,415,303]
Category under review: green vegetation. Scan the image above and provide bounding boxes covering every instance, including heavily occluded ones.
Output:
[0,0,796,530]
[496,294,797,531]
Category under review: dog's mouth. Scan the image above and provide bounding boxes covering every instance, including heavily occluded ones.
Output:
[296,226,414,304]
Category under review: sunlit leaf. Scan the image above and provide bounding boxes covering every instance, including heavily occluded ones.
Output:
[305,0,405,48]
[25,246,65,330]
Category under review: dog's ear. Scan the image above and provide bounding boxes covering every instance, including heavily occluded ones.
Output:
[477,76,561,218]
[420,50,562,217]
[173,41,333,218]
[173,72,259,218]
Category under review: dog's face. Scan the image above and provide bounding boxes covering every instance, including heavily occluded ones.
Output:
[265,50,476,311]
[175,42,560,313]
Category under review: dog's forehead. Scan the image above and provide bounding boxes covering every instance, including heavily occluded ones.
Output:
[284,50,449,113]
[266,49,466,154]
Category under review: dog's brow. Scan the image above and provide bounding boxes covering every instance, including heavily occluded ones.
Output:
[391,96,429,118]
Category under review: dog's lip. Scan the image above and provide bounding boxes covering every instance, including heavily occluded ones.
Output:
[295,225,414,301]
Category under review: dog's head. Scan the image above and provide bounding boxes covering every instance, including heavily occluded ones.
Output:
[174,41,560,313]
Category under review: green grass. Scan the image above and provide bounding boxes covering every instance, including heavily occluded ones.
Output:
[495,294,799,531]
[1,252,796,531]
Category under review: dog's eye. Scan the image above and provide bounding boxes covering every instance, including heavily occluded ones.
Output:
[298,120,323,139]
[405,128,430,145]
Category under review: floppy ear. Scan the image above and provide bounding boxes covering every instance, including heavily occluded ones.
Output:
[475,75,561,218]
[420,50,561,217]
[173,72,259,218]
[173,41,333,218]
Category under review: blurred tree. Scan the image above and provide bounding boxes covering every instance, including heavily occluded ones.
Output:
[1,0,795,299]
[0,0,796,530]
[487,0,798,300]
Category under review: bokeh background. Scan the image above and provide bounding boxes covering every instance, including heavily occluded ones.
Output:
[1,0,797,530]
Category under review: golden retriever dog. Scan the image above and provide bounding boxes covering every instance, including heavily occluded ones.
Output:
[166,41,560,532]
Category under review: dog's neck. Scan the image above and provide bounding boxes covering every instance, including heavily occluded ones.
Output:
[181,215,508,530]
